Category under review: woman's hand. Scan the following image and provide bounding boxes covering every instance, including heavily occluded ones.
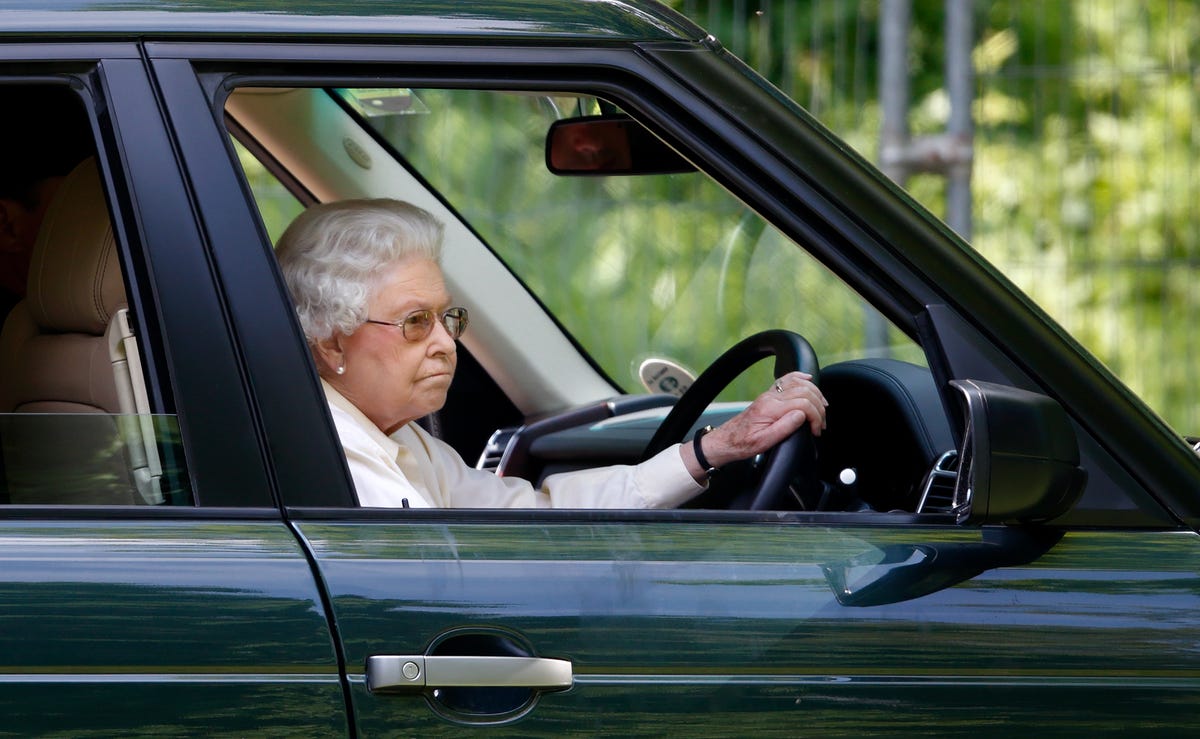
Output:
[680,371,827,480]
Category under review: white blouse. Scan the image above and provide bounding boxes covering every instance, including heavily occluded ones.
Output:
[323,380,704,509]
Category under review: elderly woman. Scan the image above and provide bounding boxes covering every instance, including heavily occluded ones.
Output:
[276,198,827,509]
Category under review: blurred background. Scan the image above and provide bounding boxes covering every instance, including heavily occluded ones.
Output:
[668,0,1199,433]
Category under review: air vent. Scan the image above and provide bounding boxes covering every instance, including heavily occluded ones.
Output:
[916,450,961,514]
[476,427,518,471]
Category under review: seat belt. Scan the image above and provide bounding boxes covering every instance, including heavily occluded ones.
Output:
[106,308,164,504]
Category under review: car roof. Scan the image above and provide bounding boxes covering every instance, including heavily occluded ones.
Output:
[0,0,707,43]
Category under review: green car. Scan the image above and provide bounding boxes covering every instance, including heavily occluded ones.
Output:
[0,1,1196,735]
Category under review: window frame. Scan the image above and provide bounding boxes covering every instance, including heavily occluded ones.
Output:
[0,48,278,511]
[148,39,1187,527]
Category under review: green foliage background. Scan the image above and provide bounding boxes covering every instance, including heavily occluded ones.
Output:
[671,0,1200,433]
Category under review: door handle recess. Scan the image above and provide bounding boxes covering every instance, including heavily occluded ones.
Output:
[367,655,573,694]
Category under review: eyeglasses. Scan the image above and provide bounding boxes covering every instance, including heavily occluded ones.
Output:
[365,307,469,342]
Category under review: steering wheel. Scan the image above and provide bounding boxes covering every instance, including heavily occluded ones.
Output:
[640,330,821,510]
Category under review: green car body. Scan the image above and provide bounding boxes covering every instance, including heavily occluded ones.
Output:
[0,1,1196,735]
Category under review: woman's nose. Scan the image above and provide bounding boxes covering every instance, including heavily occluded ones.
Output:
[427,318,457,353]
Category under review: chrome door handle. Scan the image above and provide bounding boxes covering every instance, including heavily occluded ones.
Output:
[366,655,573,694]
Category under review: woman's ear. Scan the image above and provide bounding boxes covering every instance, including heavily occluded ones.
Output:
[312,334,346,377]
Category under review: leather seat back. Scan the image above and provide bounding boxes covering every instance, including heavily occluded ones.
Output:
[0,156,137,504]
[0,156,125,413]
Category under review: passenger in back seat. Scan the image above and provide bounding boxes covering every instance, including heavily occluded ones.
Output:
[0,86,94,322]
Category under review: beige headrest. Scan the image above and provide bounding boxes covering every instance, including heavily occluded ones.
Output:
[25,157,125,335]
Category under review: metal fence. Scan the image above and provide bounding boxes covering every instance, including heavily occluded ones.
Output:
[672,0,1200,434]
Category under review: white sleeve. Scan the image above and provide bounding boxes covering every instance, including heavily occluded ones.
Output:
[413,426,704,509]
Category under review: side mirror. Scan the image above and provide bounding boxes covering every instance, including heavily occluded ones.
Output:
[545,114,694,175]
[950,379,1086,525]
[823,528,1062,607]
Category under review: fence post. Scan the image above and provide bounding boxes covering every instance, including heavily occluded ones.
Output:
[879,0,975,240]
[871,0,915,356]
[944,0,974,241]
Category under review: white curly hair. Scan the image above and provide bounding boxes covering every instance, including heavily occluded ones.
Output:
[276,198,445,342]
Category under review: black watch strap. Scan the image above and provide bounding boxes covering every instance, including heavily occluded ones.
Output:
[693,425,718,478]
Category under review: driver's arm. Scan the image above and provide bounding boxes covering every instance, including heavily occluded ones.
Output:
[685,371,827,475]
[408,423,705,508]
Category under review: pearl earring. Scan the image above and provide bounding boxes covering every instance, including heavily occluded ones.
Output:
[336,365,345,375]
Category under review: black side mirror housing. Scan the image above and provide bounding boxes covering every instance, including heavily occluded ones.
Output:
[950,379,1087,524]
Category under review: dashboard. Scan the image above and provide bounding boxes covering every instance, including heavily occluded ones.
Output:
[480,359,957,513]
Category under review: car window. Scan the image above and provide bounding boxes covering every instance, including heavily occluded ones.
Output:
[0,83,191,506]
[342,88,923,399]
[228,84,964,517]
[236,87,921,395]
[216,72,1175,525]
[231,138,305,244]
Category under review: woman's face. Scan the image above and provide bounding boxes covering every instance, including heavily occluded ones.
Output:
[320,257,457,434]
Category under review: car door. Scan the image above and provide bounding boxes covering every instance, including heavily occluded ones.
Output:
[0,52,347,735]
[152,39,1200,736]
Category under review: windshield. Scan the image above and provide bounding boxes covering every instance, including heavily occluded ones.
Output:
[343,88,920,398]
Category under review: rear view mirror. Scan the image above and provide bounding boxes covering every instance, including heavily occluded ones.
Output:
[950,379,1087,525]
[545,114,694,175]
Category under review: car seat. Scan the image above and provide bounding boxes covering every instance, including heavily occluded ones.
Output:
[0,156,161,504]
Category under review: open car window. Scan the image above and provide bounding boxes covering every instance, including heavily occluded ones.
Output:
[225,83,1143,525]
[225,84,973,518]
[337,88,925,399]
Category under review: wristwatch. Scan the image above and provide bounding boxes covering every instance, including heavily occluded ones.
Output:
[692,425,718,478]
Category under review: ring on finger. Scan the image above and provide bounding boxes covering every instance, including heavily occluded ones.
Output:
[774,381,784,394]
